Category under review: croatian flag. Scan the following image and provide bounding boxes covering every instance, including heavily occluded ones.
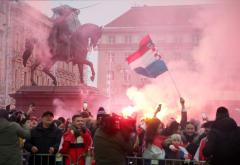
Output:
[127,35,168,78]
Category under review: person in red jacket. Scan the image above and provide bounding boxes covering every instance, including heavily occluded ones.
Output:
[60,114,92,165]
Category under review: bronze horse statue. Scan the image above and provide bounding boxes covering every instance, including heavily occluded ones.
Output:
[22,5,102,86]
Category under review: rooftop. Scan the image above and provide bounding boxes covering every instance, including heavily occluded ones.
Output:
[105,5,211,27]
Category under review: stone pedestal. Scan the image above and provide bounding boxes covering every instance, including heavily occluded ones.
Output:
[10,85,108,118]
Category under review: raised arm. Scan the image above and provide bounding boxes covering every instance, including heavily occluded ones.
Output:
[180,97,187,129]
[153,104,161,118]
[15,122,30,139]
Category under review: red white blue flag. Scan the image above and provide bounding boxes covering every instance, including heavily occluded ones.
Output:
[127,35,168,78]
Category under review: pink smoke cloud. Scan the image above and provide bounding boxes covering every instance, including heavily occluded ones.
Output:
[125,0,240,124]
[53,98,73,120]
[15,2,53,65]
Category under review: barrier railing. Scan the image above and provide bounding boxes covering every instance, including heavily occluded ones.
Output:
[126,156,207,165]
[22,153,207,165]
[22,153,72,165]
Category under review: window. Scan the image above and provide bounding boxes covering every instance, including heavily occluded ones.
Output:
[108,52,115,63]
[124,35,132,44]
[108,36,115,44]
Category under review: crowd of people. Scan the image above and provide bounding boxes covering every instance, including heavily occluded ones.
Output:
[0,98,240,165]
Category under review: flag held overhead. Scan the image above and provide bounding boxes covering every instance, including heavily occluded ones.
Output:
[127,35,168,78]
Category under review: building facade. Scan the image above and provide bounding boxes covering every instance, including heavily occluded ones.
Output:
[0,1,80,106]
[97,5,204,109]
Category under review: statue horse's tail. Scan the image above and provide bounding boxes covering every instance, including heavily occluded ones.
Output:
[23,38,36,67]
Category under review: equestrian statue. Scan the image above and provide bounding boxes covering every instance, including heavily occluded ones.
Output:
[22,5,102,86]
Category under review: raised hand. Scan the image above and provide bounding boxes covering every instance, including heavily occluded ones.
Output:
[31,146,39,153]
[180,97,185,106]
[49,147,55,154]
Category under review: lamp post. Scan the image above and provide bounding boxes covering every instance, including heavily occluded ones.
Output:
[106,52,113,113]
[3,1,12,106]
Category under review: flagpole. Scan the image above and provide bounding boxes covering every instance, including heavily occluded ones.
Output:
[167,69,181,98]
[157,50,182,98]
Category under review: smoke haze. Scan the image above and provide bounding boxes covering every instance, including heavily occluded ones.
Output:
[125,0,240,123]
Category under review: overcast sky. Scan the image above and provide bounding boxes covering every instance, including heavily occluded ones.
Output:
[24,0,215,26]
[23,0,215,87]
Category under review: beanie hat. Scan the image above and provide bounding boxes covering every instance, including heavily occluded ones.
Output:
[97,107,106,118]
[41,111,54,118]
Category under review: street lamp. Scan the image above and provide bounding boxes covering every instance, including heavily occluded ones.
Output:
[3,1,12,106]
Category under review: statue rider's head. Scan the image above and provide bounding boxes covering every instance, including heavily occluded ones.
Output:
[52,5,80,19]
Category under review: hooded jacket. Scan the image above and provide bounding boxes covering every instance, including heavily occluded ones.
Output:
[94,128,134,165]
[203,117,240,165]
[0,118,30,165]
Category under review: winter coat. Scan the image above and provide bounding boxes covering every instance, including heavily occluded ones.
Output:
[143,134,167,162]
[93,128,133,165]
[194,137,207,161]
[165,144,190,160]
[0,118,30,165]
[181,132,199,157]
[24,123,62,165]
[203,117,240,165]
[59,127,92,165]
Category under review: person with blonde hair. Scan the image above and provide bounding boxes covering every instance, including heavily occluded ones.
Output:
[164,134,191,160]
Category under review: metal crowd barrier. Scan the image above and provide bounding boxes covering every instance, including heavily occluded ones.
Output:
[22,153,207,165]
[126,156,207,165]
[22,153,72,165]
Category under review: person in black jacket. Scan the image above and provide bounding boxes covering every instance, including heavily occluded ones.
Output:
[24,111,62,165]
[181,121,200,158]
[203,107,240,165]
